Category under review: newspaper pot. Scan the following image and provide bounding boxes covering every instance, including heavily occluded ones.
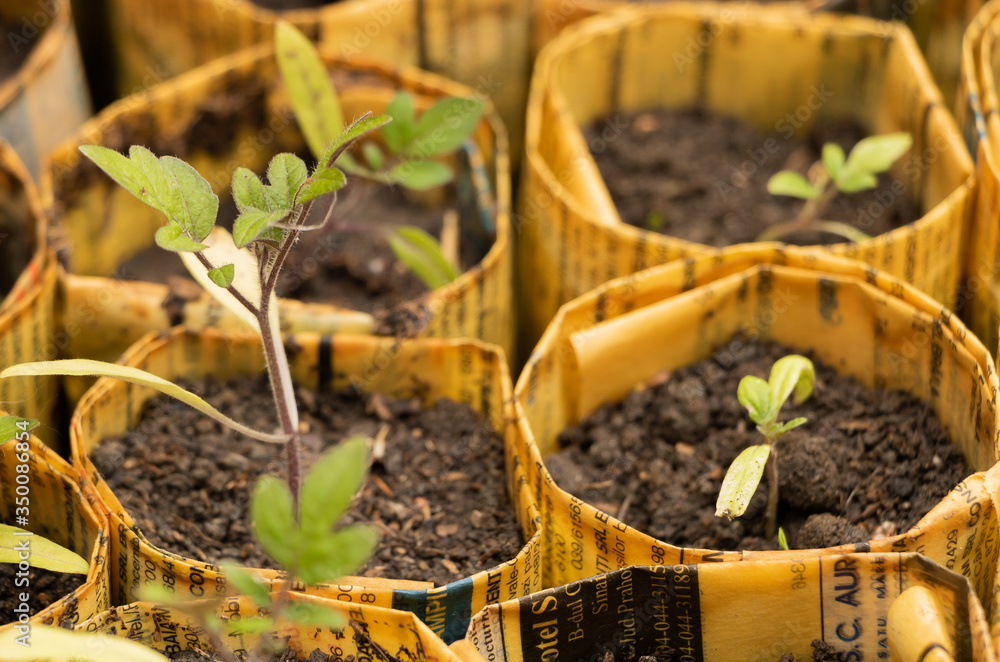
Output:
[513,244,1000,613]
[103,0,531,162]
[69,326,541,644]
[44,42,513,401]
[0,429,111,632]
[0,0,89,180]
[464,554,995,662]
[519,4,973,353]
[0,141,59,437]
[79,595,465,661]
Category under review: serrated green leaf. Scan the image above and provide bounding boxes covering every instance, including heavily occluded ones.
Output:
[232,167,269,213]
[266,153,308,211]
[843,132,912,176]
[275,21,343,158]
[252,476,298,566]
[0,416,38,443]
[821,143,846,180]
[1,360,288,444]
[767,171,818,200]
[386,226,460,290]
[736,376,773,426]
[207,264,235,288]
[79,144,150,204]
[154,224,208,252]
[407,97,484,157]
[284,602,346,629]
[296,524,377,584]
[768,355,815,407]
[383,92,416,154]
[299,437,370,539]
[318,113,393,169]
[227,615,276,636]
[835,170,879,193]
[363,142,385,171]
[161,156,218,241]
[0,524,89,574]
[130,146,178,217]
[234,209,288,248]
[0,625,170,662]
[715,444,771,520]
[389,160,453,191]
[297,167,347,205]
[220,562,272,606]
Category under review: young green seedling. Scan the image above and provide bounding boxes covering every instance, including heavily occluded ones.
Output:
[0,48,386,659]
[715,355,816,541]
[275,21,483,290]
[759,132,912,243]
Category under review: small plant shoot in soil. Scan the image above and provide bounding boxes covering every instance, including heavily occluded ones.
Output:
[760,132,912,243]
[715,355,816,540]
[276,21,482,290]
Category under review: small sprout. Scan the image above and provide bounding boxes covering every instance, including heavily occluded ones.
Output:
[277,21,485,291]
[715,355,815,541]
[778,527,790,551]
[760,132,912,243]
[645,210,665,231]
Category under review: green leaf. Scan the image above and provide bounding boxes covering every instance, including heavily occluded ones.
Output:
[736,376,773,426]
[407,97,484,157]
[232,167,269,213]
[234,209,288,248]
[386,226,460,290]
[207,264,235,288]
[251,476,298,567]
[774,417,808,437]
[383,92,416,154]
[130,146,178,217]
[0,360,288,444]
[842,132,912,176]
[777,527,790,551]
[0,416,38,443]
[813,220,872,244]
[226,615,276,636]
[266,153,308,211]
[298,524,378,586]
[715,444,771,520]
[821,143,846,180]
[283,602,346,629]
[0,624,170,662]
[79,144,152,205]
[767,171,818,200]
[363,142,385,171]
[0,524,89,574]
[835,170,878,194]
[154,224,208,252]
[299,437,370,539]
[318,113,393,169]
[297,167,347,205]
[160,156,219,241]
[768,355,816,407]
[275,20,343,158]
[137,583,187,606]
[389,160,453,191]
[221,562,272,607]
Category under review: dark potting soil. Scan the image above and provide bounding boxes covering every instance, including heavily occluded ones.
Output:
[115,182,476,324]
[583,109,919,247]
[779,640,839,662]
[90,375,523,585]
[545,338,970,551]
[0,19,39,85]
[0,561,85,626]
